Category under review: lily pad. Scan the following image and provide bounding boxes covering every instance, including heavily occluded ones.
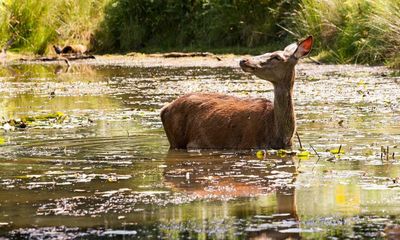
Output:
[256,150,264,159]
[330,148,345,154]
[297,150,310,158]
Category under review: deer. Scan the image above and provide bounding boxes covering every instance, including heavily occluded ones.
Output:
[161,36,313,150]
[53,44,87,55]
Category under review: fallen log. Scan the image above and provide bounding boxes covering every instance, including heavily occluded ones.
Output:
[159,52,215,58]
[19,55,95,62]
[127,52,222,61]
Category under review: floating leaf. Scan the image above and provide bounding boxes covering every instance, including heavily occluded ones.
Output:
[330,148,345,154]
[277,149,288,157]
[363,149,374,156]
[22,112,65,123]
[256,150,264,159]
[357,80,366,87]
[3,112,70,129]
[297,150,310,160]
[297,151,310,157]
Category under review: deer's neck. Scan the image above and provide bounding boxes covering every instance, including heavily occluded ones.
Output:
[272,71,296,148]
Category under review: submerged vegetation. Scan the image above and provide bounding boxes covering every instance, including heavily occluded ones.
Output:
[0,0,399,67]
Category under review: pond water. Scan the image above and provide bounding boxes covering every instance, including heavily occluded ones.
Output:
[0,61,399,239]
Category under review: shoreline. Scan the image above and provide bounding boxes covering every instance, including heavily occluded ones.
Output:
[1,52,394,75]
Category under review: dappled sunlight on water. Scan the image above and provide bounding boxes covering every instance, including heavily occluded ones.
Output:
[0,62,399,238]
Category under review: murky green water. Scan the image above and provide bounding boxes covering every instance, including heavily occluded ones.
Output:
[0,62,399,239]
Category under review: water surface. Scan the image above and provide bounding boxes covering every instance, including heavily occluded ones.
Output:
[0,62,399,239]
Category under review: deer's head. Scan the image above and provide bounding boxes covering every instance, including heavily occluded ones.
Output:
[240,36,313,86]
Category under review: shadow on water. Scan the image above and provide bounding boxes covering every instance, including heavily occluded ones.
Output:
[0,63,399,238]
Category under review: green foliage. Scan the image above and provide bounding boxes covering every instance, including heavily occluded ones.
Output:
[0,0,54,54]
[0,0,398,67]
[93,0,298,52]
[289,0,400,66]
[0,0,109,54]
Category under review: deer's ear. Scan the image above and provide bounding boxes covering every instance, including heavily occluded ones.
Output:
[293,36,313,59]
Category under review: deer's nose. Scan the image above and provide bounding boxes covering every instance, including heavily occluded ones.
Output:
[240,59,250,67]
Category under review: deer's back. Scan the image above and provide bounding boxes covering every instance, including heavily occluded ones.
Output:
[161,93,274,149]
[62,45,87,54]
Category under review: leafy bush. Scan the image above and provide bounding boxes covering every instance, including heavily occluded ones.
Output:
[0,0,398,67]
[93,0,298,52]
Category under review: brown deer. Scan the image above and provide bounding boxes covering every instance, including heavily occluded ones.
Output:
[53,44,87,55]
[161,36,313,149]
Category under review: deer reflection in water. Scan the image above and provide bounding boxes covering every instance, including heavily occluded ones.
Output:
[163,151,300,240]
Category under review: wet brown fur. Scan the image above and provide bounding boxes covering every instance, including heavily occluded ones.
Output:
[161,36,313,150]
[161,93,275,149]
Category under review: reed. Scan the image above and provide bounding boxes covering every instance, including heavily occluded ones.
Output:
[289,0,400,66]
[0,0,108,54]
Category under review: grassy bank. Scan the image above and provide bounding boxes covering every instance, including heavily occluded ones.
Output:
[0,0,108,55]
[290,0,400,67]
[0,0,398,67]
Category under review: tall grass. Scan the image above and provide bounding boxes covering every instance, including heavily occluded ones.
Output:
[0,0,55,54]
[371,0,400,68]
[0,0,398,67]
[289,0,400,66]
[55,1,110,48]
[0,0,109,54]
